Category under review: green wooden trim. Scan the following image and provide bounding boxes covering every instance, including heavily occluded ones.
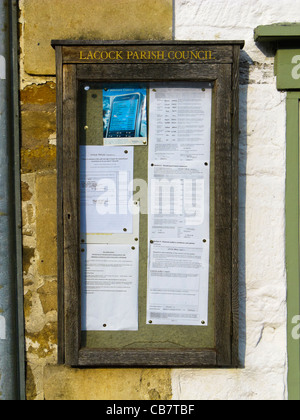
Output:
[286,92,300,400]
[255,23,300,43]
[275,49,300,90]
[255,24,300,89]
[254,22,300,400]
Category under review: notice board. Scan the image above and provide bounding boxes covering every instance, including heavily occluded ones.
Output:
[52,40,244,367]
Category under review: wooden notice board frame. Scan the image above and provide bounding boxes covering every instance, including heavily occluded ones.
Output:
[52,40,244,368]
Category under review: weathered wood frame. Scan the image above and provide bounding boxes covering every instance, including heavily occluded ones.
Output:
[52,41,244,367]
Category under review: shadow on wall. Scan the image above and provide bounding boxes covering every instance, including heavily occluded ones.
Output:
[239,51,254,367]
[238,49,250,368]
[237,43,277,368]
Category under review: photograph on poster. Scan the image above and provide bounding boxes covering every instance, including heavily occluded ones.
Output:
[103,85,147,146]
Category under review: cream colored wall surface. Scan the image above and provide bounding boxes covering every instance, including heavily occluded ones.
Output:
[173,0,298,400]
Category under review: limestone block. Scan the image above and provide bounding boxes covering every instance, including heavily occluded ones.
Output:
[26,322,58,359]
[21,111,56,149]
[21,180,33,202]
[21,145,57,174]
[23,0,173,75]
[38,280,58,314]
[36,173,57,276]
[44,366,172,400]
[21,82,57,149]
[23,246,35,275]
[20,82,56,105]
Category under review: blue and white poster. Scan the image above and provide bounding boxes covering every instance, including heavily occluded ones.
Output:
[103,85,147,146]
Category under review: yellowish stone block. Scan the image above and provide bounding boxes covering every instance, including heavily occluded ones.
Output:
[44,365,172,400]
[23,0,173,75]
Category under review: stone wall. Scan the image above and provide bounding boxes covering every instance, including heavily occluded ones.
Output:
[21,82,58,399]
[19,0,173,400]
[20,0,297,400]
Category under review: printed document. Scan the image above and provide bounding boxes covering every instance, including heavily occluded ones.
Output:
[149,83,212,162]
[81,244,139,331]
[148,161,210,241]
[147,240,209,326]
[147,82,212,326]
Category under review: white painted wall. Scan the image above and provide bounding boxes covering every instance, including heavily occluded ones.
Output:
[172,0,300,400]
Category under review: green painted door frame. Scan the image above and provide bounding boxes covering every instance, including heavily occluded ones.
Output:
[255,23,300,400]
[286,92,300,400]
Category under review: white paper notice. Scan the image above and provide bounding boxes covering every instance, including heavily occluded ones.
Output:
[81,244,139,331]
[149,83,212,162]
[147,82,212,326]
[147,241,209,326]
[80,146,134,234]
[148,162,210,241]
[82,202,140,246]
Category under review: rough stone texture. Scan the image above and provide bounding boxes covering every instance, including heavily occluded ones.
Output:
[22,246,35,276]
[26,364,37,401]
[21,146,57,174]
[36,173,57,277]
[44,366,172,401]
[22,171,58,400]
[21,112,56,149]
[20,86,58,396]
[19,0,296,401]
[173,0,293,400]
[21,173,36,241]
[26,322,57,359]
[21,181,33,201]
[23,0,173,75]
[19,0,173,400]
[20,82,57,179]
[20,82,56,105]
[20,82,56,152]
[37,280,57,314]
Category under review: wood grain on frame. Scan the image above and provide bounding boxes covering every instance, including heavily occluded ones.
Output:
[55,41,243,367]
